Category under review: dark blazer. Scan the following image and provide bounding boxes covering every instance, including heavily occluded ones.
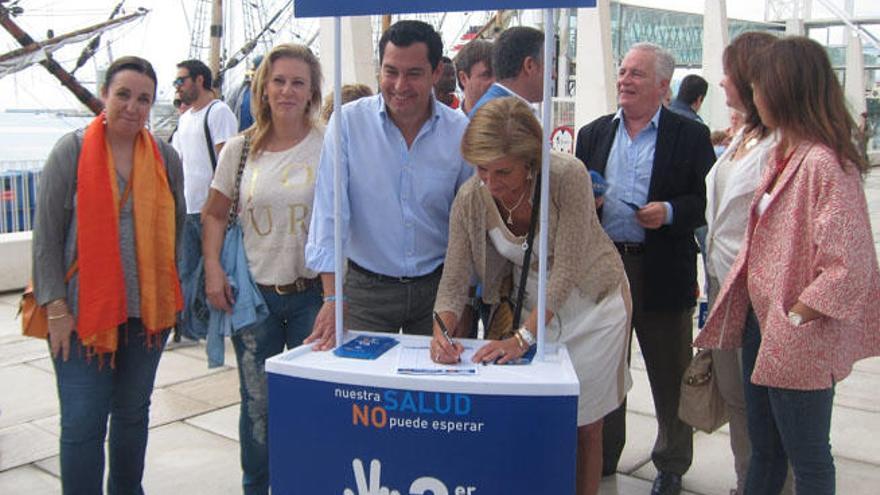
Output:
[575,106,715,312]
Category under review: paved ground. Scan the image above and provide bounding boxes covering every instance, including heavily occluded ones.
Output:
[2,169,880,494]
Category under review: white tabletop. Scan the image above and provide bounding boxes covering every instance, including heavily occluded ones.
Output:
[266,331,579,397]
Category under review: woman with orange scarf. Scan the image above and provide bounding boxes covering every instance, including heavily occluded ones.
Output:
[32,56,185,493]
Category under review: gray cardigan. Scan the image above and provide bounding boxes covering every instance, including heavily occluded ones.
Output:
[32,129,186,309]
[434,151,625,319]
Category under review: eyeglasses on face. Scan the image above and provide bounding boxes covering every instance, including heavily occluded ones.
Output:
[172,75,192,88]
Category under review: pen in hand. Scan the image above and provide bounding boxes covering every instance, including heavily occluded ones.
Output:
[433,311,461,363]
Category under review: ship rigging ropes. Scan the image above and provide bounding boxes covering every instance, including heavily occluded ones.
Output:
[0,8,148,80]
[187,0,295,65]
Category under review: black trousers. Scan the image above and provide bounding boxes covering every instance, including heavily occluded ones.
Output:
[603,252,694,476]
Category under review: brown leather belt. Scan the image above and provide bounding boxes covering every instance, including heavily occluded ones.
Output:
[614,242,645,255]
[349,261,442,284]
[257,277,321,295]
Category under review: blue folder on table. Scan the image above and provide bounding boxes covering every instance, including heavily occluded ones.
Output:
[333,335,399,360]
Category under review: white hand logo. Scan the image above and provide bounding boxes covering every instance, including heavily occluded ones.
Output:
[343,458,401,495]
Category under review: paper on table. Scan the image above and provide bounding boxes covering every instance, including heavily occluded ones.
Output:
[396,346,479,375]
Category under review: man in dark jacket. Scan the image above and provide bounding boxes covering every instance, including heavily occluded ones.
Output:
[575,43,715,495]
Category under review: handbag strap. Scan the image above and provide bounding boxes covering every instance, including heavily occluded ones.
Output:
[203,100,219,170]
[512,172,541,330]
[227,135,251,229]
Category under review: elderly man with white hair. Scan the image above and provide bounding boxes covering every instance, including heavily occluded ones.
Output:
[575,43,715,495]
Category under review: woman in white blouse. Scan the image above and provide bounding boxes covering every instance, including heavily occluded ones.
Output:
[704,31,783,495]
[202,44,324,495]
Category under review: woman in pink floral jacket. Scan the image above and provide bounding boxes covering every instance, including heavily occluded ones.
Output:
[694,37,880,494]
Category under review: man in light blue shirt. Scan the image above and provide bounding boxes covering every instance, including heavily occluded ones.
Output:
[601,106,675,242]
[305,20,472,348]
[575,43,715,495]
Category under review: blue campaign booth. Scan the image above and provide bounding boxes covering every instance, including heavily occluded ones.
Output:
[266,1,596,493]
[267,332,579,494]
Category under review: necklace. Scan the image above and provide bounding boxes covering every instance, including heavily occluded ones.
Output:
[774,146,798,177]
[499,187,528,225]
[734,129,759,156]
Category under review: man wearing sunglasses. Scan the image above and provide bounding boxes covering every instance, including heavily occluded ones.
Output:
[172,59,238,340]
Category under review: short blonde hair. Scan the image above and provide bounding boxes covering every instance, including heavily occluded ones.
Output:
[461,97,542,171]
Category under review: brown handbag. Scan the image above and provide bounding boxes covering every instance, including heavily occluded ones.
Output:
[19,262,78,339]
[485,276,514,341]
[678,348,730,433]
[19,282,48,339]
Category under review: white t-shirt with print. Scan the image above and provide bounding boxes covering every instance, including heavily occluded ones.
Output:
[172,99,238,213]
[211,129,323,285]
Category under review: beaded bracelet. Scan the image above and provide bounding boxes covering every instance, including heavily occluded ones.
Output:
[323,295,345,303]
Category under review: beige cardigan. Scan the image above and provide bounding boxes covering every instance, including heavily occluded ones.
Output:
[434,151,624,319]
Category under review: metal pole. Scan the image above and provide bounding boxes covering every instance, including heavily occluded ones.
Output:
[537,8,555,361]
[333,17,344,349]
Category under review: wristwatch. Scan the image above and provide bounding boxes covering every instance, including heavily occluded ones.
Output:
[517,326,536,347]
[787,311,804,327]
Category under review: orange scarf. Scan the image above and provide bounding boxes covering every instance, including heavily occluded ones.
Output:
[76,114,183,354]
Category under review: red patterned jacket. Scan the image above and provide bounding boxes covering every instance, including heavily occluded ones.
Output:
[695,142,880,390]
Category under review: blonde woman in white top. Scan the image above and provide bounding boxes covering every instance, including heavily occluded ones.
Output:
[704,32,793,495]
[202,44,323,495]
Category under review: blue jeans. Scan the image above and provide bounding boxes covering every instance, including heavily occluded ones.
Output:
[51,320,168,495]
[231,285,322,495]
[741,309,835,495]
[178,214,203,339]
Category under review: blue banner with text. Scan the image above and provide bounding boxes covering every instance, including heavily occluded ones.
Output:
[294,1,596,18]
[268,374,578,494]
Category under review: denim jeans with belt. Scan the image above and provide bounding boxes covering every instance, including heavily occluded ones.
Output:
[51,320,168,495]
[231,284,322,495]
[741,309,835,494]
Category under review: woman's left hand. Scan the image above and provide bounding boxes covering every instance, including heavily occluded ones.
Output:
[790,300,824,324]
[472,336,527,365]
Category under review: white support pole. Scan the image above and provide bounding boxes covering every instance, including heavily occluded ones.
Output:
[702,0,730,131]
[574,0,615,129]
[844,0,867,119]
[557,9,571,97]
[537,9,555,361]
[333,17,344,349]
[785,0,806,35]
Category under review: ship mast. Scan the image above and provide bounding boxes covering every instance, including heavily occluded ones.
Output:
[0,1,109,114]
[210,0,223,82]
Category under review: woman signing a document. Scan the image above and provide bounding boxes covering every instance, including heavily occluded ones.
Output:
[430,97,632,495]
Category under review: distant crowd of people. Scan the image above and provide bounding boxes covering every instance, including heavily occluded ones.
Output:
[30,17,879,495]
